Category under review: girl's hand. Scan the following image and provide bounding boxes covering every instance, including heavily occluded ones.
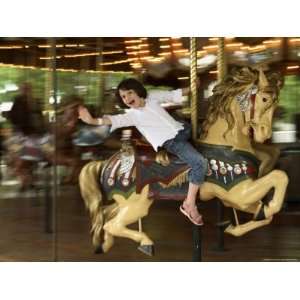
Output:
[78,106,96,125]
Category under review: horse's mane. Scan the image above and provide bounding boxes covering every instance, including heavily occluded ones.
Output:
[200,67,282,139]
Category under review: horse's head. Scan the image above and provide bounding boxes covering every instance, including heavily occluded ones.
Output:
[201,67,282,144]
[237,69,281,143]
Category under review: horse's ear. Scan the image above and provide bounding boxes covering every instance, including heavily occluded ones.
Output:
[258,68,269,89]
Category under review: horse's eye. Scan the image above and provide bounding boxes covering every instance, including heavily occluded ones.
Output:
[262,98,268,102]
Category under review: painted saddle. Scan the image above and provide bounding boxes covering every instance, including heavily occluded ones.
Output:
[100,144,190,201]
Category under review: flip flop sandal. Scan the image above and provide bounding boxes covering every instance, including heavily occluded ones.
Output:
[180,205,204,226]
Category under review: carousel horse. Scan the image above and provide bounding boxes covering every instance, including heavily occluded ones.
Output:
[79,67,288,256]
[4,96,85,188]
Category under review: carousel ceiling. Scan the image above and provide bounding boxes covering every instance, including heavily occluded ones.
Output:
[0,37,299,76]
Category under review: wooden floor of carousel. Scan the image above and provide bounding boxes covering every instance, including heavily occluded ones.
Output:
[0,183,300,262]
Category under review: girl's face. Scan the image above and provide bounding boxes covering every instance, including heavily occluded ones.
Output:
[119,89,145,109]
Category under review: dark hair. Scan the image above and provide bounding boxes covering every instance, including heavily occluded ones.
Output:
[115,78,147,103]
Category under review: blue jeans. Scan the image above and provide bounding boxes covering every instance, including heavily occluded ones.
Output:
[163,123,207,185]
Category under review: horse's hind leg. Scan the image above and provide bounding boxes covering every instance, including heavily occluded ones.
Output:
[104,216,154,245]
[103,185,154,256]
[101,231,115,253]
[99,204,119,253]
[107,222,153,247]
[92,203,118,254]
[103,216,154,256]
[102,185,154,256]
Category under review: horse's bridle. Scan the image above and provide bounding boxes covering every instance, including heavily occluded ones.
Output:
[236,85,257,124]
[250,93,256,121]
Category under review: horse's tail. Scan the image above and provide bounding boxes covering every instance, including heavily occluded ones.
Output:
[79,160,104,250]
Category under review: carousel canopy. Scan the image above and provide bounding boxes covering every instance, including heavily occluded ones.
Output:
[0,37,299,76]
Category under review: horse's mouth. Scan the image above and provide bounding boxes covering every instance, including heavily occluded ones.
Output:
[246,121,255,139]
[249,122,271,143]
[249,125,254,139]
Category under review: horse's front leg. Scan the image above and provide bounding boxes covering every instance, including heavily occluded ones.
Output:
[253,142,280,177]
[220,169,288,236]
[226,170,288,217]
[224,217,273,236]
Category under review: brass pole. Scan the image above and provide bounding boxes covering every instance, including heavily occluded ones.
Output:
[217,37,227,82]
[216,37,228,252]
[190,40,202,262]
[233,208,240,226]
[138,218,142,233]
[190,37,198,142]
[44,42,54,113]
[96,37,104,115]
[47,38,58,261]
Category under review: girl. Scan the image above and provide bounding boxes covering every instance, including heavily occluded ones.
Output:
[79,78,207,225]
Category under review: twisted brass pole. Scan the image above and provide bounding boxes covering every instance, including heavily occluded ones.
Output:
[190,37,198,142]
[215,37,228,252]
[217,37,227,82]
[190,38,202,261]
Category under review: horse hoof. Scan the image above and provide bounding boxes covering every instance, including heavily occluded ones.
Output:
[138,245,155,256]
[224,224,243,237]
[224,224,233,233]
[94,245,104,254]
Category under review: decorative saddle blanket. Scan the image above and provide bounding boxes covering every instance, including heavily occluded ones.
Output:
[99,145,189,201]
[99,143,261,200]
[197,143,261,190]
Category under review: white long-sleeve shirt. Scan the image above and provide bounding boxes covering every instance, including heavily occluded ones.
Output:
[107,89,185,151]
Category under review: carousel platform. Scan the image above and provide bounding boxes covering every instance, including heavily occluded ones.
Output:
[1,136,300,261]
[1,179,300,262]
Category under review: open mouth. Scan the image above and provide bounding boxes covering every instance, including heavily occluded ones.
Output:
[127,100,135,106]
